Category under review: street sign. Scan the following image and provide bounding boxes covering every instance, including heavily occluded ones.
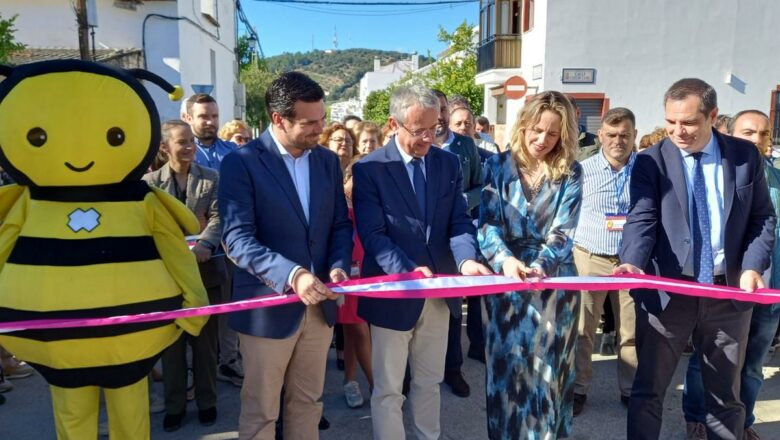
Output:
[561,68,596,84]
[504,76,528,100]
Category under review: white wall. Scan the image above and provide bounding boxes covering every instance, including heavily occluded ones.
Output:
[176,0,238,122]
[138,1,183,121]
[359,71,404,103]
[5,0,81,48]
[541,0,780,137]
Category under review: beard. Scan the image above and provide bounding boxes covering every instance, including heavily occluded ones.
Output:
[288,135,320,154]
[435,120,448,137]
[194,125,217,142]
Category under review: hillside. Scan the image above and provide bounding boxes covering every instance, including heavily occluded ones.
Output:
[265,48,432,102]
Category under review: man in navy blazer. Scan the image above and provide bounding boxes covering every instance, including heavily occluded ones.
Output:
[353,85,491,440]
[615,78,775,440]
[219,72,352,440]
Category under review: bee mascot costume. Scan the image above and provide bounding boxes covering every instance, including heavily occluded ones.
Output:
[0,60,208,439]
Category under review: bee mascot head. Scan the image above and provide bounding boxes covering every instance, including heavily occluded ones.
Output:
[0,60,183,187]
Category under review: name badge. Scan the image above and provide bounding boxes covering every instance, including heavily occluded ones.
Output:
[605,213,627,231]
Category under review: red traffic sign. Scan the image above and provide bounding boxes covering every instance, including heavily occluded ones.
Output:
[504,76,528,100]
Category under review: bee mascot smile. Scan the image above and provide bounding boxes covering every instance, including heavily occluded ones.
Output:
[0,60,208,439]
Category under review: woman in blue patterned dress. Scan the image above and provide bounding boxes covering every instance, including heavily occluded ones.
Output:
[478,91,583,440]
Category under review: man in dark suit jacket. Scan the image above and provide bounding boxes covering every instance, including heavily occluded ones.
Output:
[615,78,775,440]
[353,85,490,440]
[219,72,352,440]
[431,90,484,397]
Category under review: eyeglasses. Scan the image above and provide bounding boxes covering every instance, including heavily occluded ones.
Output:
[398,123,435,139]
[330,137,348,144]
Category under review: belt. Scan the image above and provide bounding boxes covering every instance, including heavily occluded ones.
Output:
[574,244,619,261]
[679,274,727,286]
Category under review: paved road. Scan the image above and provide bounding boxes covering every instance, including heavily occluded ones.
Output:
[2,329,780,439]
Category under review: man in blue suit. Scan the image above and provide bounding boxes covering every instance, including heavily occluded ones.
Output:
[353,85,491,440]
[219,72,352,440]
[615,78,776,440]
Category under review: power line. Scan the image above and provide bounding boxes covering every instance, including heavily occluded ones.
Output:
[236,0,265,58]
[251,0,477,5]
[274,3,454,16]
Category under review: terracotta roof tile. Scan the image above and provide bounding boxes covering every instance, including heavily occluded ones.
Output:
[8,48,143,68]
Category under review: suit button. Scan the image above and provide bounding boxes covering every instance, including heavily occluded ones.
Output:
[683,238,690,244]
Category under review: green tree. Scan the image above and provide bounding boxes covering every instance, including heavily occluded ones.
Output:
[363,21,483,120]
[240,63,275,129]
[237,34,267,71]
[422,20,483,115]
[236,35,252,70]
[363,88,392,127]
[0,13,25,64]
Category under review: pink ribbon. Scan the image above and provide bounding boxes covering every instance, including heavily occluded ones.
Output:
[1,272,779,332]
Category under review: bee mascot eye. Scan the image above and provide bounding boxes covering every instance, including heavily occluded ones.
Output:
[27,127,47,147]
[106,127,125,147]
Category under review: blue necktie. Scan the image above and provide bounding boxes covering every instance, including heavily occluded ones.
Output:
[411,158,426,218]
[691,152,713,284]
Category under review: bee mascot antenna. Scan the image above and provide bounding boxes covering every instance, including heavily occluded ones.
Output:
[0,60,207,439]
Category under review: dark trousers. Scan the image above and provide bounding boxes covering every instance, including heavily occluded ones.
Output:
[683,303,780,428]
[445,301,463,372]
[628,294,751,440]
[162,286,221,414]
[465,296,484,352]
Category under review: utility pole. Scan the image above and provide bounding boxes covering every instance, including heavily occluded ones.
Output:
[75,0,90,60]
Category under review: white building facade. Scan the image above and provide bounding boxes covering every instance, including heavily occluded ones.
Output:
[5,0,240,122]
[330,98,363,122]
[476,0,780,146]
[359,55,420,106]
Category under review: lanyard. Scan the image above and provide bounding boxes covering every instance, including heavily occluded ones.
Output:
[613,153,635,212]
[196,143,218,169]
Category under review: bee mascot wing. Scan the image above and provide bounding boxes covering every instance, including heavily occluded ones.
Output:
[0,185,26,271]
[148,186,209,336]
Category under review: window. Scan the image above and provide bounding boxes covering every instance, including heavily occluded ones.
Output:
[201,0,219,26]
[499,0,509,34]
[479,0,496,43]
[497,0,521,35]
[486,1,494,40]
[523,0,534,32]
[480,2,489,42]
[512,0,521,34]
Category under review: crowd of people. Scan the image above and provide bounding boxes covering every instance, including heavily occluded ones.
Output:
[1,71,778,440]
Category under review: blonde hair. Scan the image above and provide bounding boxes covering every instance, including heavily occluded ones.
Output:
[352,121,380,141]
[638,127,668,150]
[218,119,250,141]
[509,91,578,182]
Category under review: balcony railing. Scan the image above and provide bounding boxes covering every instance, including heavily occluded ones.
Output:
[477,35,521,73]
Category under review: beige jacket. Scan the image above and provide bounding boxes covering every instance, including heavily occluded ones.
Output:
[143,163,223,288]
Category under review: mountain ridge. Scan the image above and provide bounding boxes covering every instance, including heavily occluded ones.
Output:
[264,48,432,102]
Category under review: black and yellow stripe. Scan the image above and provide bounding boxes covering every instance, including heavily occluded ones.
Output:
[8,236,160,266]
[29,355,161,389]
[0,187,189,388]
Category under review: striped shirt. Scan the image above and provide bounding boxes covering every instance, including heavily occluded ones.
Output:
[573,150,635,255]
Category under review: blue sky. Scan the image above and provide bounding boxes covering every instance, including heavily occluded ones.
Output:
[240,1,479,57]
